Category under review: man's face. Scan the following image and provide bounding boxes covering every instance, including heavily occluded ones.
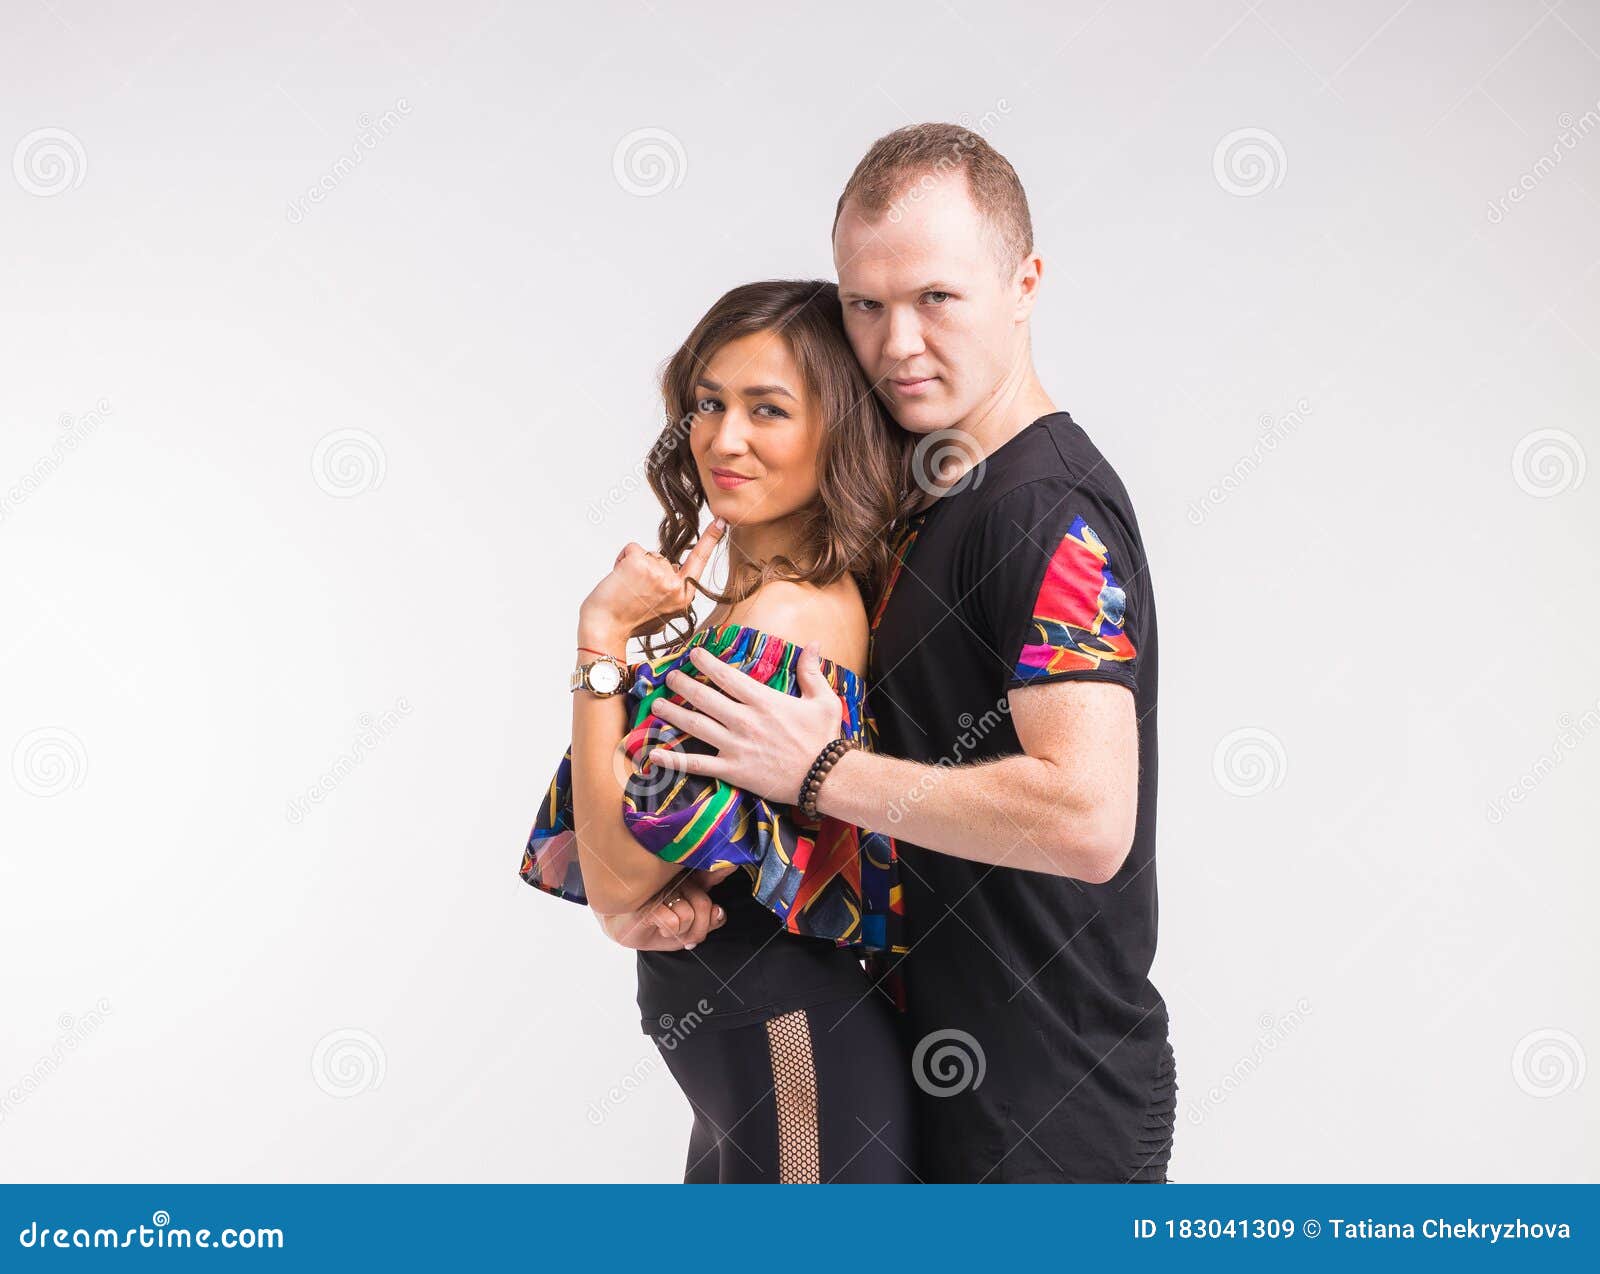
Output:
[833,174,1025,436]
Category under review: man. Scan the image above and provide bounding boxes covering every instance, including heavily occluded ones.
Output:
[614,124,1172,1184]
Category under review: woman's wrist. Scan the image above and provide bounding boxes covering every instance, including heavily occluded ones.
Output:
[576,613,630,659]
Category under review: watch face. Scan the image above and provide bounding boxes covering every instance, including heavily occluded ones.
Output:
[587,660,622,694]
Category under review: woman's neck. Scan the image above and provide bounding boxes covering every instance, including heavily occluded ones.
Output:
[705,509,809,620]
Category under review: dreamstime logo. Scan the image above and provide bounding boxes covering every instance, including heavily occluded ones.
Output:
[311,1027,386,1098]
[883,102,1013,223]
[1186,398,1312,525]
[311,427,386,498]
[1511,1028,1586,1098]
[1185,1000,1311,1127]
[12,127,87,196]
[888,699,1011,823]
[911,429,985,498]
[1485,699,1600,824]
[1511,428,1586,498]
[614,728,684,806]
[1212,727,1286,797]
[585,409,696,525]
[0,398,112,525]
[911,1028,986,1097]
[1212,127,1287,197]
[285,100,412,223]
[1487,101,1600,224]
[612,127,687,196]
[0,998,113,1125]
[285,698,412,823]
[586,1000,712,1125]
[11,727,88,797]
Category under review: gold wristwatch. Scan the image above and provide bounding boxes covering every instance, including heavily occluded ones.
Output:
[570,653,629,697]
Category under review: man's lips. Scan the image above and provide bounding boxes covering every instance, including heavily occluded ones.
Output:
[890,375,938,396]
[710,468,755,490]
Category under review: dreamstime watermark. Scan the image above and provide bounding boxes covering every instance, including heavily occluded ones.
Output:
[0,399,112,524]
[1486,101,1600,224]
[11,727,88,797]
[311,427,386,497]
[586,999,713,1125]
[311,1027,386,1098]
[1510,427,1586,498]
[1186,398,1311,525]
[585,409,696,525]
[0,999,113,1125]
[910,428,986,498]
[1485,698,1600,824]
[1212,127,1287,197]
[883,101,1013,224]
[285,698,412,824]
[1184,999,1312,1126]
[612,127,687,196]
[888,698,1011,824]
[285,100,412,223]
[911,1028,986,1097]
[1212,727,1286,797]
[18,1212,284,1251]
[12,127,87,196]
[1511,1028,1585,1098]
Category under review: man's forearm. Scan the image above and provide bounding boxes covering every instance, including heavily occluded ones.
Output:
[814,748,1125,881]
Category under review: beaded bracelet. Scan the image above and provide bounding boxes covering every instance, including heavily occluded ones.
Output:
[798,736,858,820]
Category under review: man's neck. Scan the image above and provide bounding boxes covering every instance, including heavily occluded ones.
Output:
[958,341,1056,452]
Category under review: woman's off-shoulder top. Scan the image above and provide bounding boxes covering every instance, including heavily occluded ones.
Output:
[519,622,903,954]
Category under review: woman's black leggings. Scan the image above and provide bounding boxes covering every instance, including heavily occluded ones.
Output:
[654,992,916,1183]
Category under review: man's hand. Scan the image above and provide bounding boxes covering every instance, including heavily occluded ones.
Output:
[646,643,840,804]
[594,880,726,950]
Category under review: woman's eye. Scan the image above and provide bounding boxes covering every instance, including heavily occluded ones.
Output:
[923,290,951,305]
[695,397,723,414]
[753,403,789,420]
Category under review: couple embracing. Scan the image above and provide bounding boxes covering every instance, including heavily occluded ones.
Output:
[519,123,1174,1184]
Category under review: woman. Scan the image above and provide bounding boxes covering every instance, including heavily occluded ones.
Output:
[520,280,919,1183]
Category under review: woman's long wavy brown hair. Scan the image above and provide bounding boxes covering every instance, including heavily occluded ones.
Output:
[644,280,917,655]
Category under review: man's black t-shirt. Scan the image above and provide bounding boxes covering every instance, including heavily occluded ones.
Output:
[867,411,1173,1183]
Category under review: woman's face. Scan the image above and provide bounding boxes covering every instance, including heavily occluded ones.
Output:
[688,330,823,527]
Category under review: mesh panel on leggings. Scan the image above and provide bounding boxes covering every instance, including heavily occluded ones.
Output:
[763,1009,821,1184]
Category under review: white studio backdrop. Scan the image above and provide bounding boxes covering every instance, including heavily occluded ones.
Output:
[1,0,1596,1183]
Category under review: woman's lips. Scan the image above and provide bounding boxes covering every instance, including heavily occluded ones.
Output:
[891,376,938,397]
[710,469,754,490]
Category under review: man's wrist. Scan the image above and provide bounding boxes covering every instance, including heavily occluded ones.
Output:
[811,744,865,820]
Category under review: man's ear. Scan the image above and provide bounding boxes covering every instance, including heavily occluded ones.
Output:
[1013,252,1044,324]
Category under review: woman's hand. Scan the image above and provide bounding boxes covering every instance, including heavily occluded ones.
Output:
[579,518,726,644]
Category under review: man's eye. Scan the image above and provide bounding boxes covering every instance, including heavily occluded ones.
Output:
[923,290,951,304]
[695,397,723,414]
[850,299,881,312]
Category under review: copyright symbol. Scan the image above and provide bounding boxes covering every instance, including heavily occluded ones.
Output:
[1303,1219,1321,1238]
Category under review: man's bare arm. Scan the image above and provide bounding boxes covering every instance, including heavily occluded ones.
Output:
[814,680,1138,882]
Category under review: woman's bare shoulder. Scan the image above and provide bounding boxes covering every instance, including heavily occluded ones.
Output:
[724,577,868,676]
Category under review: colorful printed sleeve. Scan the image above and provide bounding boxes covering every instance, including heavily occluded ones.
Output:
[517,625,903,953]
[968,478,1148,693]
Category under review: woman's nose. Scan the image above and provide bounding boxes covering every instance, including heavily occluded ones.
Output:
[707,409,752,455]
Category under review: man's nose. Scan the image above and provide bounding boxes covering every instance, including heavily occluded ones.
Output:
[882,307,926,364]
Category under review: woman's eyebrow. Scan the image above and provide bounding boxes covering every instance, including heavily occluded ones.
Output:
[696,376,795,401]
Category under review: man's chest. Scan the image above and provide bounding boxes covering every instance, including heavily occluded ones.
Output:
[867,515,1019,765]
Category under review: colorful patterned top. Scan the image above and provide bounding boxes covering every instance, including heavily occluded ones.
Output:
[519,622,905,953]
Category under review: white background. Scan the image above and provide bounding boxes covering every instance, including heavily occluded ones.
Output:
[2,0,1596,1183]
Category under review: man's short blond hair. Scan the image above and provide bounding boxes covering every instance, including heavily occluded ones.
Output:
[832,122,1034,273]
